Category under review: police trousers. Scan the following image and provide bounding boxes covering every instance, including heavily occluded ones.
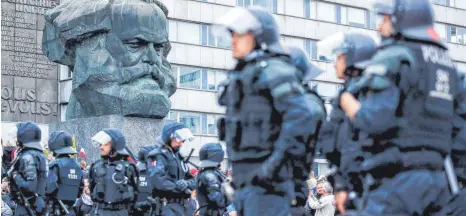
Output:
[346,170,450,216]
[234,185,291,216]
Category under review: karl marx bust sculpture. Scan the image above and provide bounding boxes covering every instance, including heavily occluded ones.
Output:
[43,0,176,120]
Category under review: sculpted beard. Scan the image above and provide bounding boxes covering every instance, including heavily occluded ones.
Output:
[71,34,176,118]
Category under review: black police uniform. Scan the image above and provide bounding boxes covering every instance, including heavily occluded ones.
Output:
[45,131,84,216]
[134,146,158,216]
[216,8,320,216]
[344,1,466,215]
[147,146,195,216]
[285,46,327,216]
[196,143,229,216]
[9,121,48,216]
[88,129,139,216]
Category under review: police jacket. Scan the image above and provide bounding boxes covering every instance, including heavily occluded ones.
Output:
[147,146,195,199]
[46,156,84,203]
[10,148,48,199]
[89,155,139,205]
[196,168,229,215]
[452,71,466,182]
[217,51,319,186]
[350,39,466,175]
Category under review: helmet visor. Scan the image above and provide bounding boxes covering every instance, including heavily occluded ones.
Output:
[171,128,194,143]
[212,7,262,42]
[91,131,112,147]
[317,32,346,62]
[371,0,395,15]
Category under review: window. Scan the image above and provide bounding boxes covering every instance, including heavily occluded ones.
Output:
[285,0,304,17]
[317,2,336,23]
[170,111,222,135]
[305,0,317,19]
[179,112,202,134]
[59,65,72,80]
[449,0,466,9]
[435,23,447,41]
[179,67,202,89]
[174,21,201,44]
[237,0,277,13]
[347,7,366,28]
[305,39,318,60]
[281,36,305,51]
[202,25,231,49]
[448,25,466,45]
[368,11,378,30]
[174,65,227,90]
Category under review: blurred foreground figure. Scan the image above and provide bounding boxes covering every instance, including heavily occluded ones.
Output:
[215,7,318,216]
[340,0,466,215]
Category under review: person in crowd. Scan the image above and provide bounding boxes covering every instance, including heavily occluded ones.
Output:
[74,179,93,216]
[305,181,335,216]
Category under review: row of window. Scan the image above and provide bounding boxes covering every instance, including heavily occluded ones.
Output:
[167,110,222,135]
[168,21,230,49]
[432,0,466,10]
[172,65,228,90]
[435,23,466,45]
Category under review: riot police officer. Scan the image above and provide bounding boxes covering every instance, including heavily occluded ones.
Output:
[88,129,139,216]
[147,122,195,216]
[315,32,377,214]
[214,7,320,216]
[134,146,158,216]
[9,121,48,215]
[45,131,84,215]
[285,45,327,216]
[196,143,229,216]
[339,0,466,214]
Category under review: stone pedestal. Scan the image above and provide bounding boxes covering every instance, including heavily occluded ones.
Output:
[50,115,171,163]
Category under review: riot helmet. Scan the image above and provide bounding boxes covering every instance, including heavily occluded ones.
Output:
[285,46,323,85]
[48,131,77,155]
[199,143,225,168]
[372,0,445,48]
[213,7,286,55]
[161,122,194,145]
[16,121,42,150]
[318,32,377,76]
[91,129,129,156]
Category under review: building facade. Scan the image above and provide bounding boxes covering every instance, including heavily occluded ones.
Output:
[3,0,466,175]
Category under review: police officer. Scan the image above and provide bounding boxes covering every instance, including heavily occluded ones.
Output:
[339,0,466,215]
[196,143,229,216]
[134,146,158,216]
[147,122,195,216]
[45,131,84,215]
[285,45,327,216]
[88,129,139,216]
[214,7,320,216]
[315,32,377,214]
[8,121,48,216]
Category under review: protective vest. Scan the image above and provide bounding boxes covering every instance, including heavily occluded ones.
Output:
[136,169,151,203]
[196,169,228,215]
[394,42,457,155]
[218,59,281,162]
[55,158,82,201]
[92,160,135,203]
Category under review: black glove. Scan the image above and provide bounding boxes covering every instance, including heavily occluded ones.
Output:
[175,180,188,192]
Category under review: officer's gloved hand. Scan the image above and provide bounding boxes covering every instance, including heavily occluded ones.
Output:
[175,180,189,192]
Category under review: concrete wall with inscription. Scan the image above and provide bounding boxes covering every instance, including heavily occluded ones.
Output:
[1,0,60,124]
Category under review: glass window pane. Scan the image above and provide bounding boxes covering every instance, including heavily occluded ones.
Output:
[282,36,305,51]
[177,22,201,44]
[168,111,178,121]
[317,2,336,23]
[431,0,446,5]
[457,26,466,45]
[206,115,216,134]
[435,23,446,41]
[253,0,272,11]
[285,0,304,17]
[348,7,366,28]
[207,70,216,90]
[340,6,347,25]
[179,112,201,134]
[179,66,201,89]
[454,0,466,9]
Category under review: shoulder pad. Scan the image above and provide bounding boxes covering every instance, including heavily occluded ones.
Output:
[20,152,35,162]
[260,58,299,82]
[363,45,416,77]
[147,148,167,158]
